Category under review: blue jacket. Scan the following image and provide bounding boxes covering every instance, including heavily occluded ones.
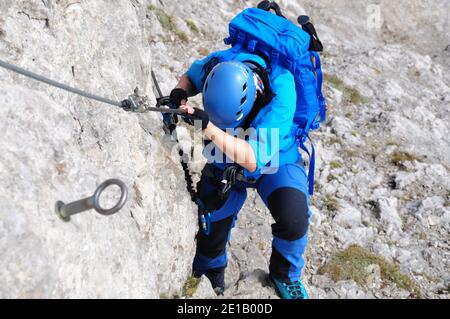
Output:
[186,50,300,179]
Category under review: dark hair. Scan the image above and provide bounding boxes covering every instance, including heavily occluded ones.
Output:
[241,60,274,129]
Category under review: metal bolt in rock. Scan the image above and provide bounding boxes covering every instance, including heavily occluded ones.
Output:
[55,179,128,222]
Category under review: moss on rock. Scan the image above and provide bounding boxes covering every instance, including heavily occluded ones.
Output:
[182,276,201,297]
[319,245,421,297]
[324,74,369,105]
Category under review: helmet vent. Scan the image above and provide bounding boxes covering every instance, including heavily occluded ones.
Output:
[242,83,247,91]
[236,110,244,121]
[204,83,209,92]
[240,96,247,106]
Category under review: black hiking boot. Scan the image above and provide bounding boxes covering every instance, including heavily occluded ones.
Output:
[193,267,225,296]
[205,267,225,296]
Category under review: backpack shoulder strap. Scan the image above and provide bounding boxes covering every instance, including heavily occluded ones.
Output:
[201,56,221,85]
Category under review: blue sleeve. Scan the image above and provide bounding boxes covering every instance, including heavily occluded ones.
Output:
[247,69,296,171]
[185,52,221,94]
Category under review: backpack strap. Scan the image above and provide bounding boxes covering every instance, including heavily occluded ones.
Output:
[257,1,286,18]
[296,131,315,195]
[295,53,324,195]
[311,52,326,124]
[201,56,221,85]
[233,32,247,53]
[302,52,326,132]
[298,15,323,52]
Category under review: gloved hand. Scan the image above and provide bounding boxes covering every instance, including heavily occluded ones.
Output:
[183,107,210,131]
[170,88,188,107]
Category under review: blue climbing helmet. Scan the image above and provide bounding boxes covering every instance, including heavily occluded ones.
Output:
[202,61,257,129]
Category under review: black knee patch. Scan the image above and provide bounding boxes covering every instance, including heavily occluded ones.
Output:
[267,188,309,241]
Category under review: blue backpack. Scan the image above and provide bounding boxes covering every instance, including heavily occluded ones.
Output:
[221,7,326,195]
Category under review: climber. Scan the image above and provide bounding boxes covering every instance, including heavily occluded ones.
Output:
[168,5,326,300]
[170,62,311,300]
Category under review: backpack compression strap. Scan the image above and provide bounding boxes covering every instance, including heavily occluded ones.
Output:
[296,52,325,196]
[312,52,326,125]
[296,132,316,196]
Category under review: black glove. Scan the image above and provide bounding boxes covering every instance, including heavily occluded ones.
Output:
[170,88,188,107]
[184,107,210,131]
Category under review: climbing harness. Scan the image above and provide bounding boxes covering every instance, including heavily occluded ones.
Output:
[0,59,185,115]
[220,165,256,199]
[55,179,128,222]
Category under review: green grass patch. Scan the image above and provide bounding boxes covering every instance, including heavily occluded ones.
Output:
[348,87,369,105]
[342,148,359,159]
[148,5,172,30]
[366,122,376,130]
[182,276,201,298]
[324,74,369,105]
[319,245,421,297]
[186,19,200,34]
[314,180,323,193]
[391,151,420,167]
[174,29,189,42]
[323,195,340,212]
[324,74,346,91]
[320,51,333,59]
[257,241,265,251]
[373,68,382,76]
[328,136,343,146]
[386,139,401,147]
[327,174,338,182]
[330,161,342,169]
[148,5,188,42]
[159,292,169,299]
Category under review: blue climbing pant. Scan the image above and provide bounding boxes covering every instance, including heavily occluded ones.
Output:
[193,163,311,282]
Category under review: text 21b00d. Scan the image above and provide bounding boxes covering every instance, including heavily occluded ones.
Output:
[221,303,273,314]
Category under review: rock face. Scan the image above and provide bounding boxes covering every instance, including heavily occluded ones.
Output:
[1,0,449,299]
[0,0,197,298]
